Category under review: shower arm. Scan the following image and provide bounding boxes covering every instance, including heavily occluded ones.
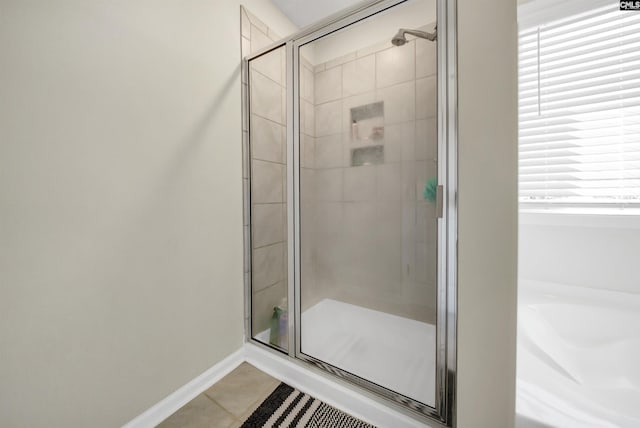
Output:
[400,27,437,42]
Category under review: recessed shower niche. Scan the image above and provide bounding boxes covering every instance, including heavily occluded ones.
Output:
[350,101,385,166]
[242,0,457,424]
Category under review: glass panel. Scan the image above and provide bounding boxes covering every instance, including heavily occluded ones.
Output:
[248,45,288,352]
[298,0,438,406]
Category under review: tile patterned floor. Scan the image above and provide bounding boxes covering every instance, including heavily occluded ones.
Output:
[157,362,280,428]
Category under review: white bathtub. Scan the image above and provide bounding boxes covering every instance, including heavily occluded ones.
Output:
[517,279,640,428]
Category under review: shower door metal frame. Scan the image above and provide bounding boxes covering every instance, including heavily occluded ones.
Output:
[243,0,457,425]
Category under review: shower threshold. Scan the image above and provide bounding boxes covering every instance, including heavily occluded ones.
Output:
[256,298,436,407]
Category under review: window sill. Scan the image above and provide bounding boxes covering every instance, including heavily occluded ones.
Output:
[520,209,640,229]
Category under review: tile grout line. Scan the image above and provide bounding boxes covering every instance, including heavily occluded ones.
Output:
[207,380,281,426]
[203,394,241,424]
[237,380,282,421]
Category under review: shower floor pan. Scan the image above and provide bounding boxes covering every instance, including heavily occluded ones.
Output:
[256,298,436,407]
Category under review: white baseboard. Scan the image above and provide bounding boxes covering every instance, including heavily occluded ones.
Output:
[122,347,245,428]
[123,343,434,428]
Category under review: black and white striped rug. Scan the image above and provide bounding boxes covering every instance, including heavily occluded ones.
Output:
[241,383,376,428]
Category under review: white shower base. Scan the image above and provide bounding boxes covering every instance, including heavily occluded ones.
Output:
[517,279,640,428]
[257,298,436,406]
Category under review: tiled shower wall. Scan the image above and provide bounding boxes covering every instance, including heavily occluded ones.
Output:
[302,32,439,323]
[241,7,288,337]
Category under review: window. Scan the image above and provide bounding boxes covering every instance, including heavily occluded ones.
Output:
[518,2,640,211]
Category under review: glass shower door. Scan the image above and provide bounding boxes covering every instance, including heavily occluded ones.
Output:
[247,44,290,352]
[295,0,440,410]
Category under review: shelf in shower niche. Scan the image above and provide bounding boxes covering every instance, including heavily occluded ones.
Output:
[350,101,384,142]
[351,101,383,122]
[351,145,384,166]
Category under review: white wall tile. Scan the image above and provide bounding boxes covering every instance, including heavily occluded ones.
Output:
[300,203,318,307]
[344,166,375,201]
[301,134,315,168]
[416,76,437,119]
[376,81,415,125]
[342,55,375,97]
[281,126,287,164]
[416,39,437,79]
[300,168,315,202]
[315,100,341,137]
[252,203,284,248]
[325,52,356,70]
[401,160,416,202]
[415,242,428,284]
[252,160,284,203]
[314,202,346,289]
[401,198,416,281]
[341,201,380,289]
[301,65,315,103]
[282,162,287,203]
[315,66,342,104]
[383,122,416,162]
[415,118,437,161]
[419,203,438,245]
[376,163,402,201]
[250,25,272,54]
[252,242,284,291]
[251,47,283,84]
[281,52,286,92]
[315,168,343,201]
[343,201,376,242]
[375,200,402,252]
[314,202,344,238]
[301,100,315,136]
[241,8,250,39]
[268,28,281,42]
[375,42,415,88]
[416,202,428,244]
[251,115,283,163]
[245,8,268,34]
[282,199,288,243]
[251,71,282,123]
[315,134,343,168]
[357,41,391,58]
[241,37,250,58]
[281,87,286,125]
[415,160,427,202]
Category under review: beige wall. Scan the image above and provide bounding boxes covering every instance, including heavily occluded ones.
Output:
[0,1,295,427]
[456,0,519,427]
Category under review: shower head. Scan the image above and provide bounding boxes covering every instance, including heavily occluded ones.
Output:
[391,27,437,46]
[391,30,408,46]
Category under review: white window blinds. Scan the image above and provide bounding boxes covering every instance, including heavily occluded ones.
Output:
[518,3,640,209]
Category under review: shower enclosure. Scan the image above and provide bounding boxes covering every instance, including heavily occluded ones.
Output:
[242,0,457,424]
